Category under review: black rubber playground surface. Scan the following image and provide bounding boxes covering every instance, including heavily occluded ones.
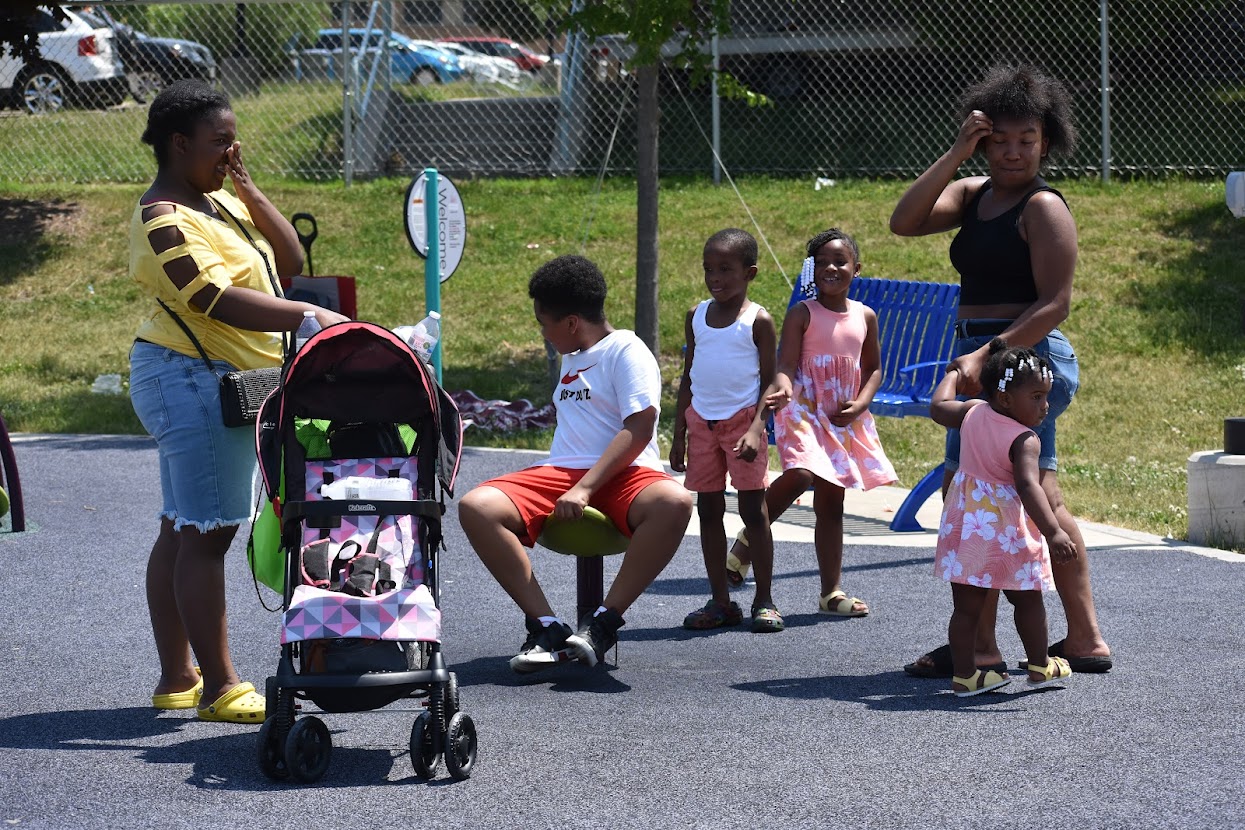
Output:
[1,436,1242,829]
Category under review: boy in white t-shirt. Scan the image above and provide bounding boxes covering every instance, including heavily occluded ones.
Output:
[670,228,782,633]
[458,255,693,673]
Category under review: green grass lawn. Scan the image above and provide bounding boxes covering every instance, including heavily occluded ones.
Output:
[2,175,1243,543]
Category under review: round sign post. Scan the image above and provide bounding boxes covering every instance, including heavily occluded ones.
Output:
[424,169,442,381]
[404,168,467,384]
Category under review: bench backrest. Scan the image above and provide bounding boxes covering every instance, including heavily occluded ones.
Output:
[787,257,960,418]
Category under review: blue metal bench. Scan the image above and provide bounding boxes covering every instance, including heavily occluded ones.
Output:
[783,257,960,531]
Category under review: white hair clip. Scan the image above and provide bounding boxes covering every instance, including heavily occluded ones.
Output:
[998,367,1015,392]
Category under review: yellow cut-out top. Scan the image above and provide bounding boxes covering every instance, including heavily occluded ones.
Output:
[130,189,283,370]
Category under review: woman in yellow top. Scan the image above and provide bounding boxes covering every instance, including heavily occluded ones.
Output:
[130,80,348,723]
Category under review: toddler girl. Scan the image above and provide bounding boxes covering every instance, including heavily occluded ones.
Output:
[931,338,1077,696]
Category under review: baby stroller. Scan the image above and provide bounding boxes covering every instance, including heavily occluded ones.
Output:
[254,320,474,783]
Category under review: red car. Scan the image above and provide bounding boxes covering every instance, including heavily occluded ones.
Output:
[440,37,549,72]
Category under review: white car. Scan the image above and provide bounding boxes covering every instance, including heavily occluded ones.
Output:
[435,40,524,87]
[1,7,127,114]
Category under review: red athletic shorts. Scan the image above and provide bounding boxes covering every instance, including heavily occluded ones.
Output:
[480,464,673,547]
[683,405,769,493]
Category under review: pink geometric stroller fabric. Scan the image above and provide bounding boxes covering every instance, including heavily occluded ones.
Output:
[300,457,423,586]
[281,456,442,644]
[282,583,441,644]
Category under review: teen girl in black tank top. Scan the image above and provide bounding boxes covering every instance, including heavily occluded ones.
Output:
[949,181,1066,307]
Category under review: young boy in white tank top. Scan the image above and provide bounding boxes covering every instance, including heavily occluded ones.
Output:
[671,228,784,633]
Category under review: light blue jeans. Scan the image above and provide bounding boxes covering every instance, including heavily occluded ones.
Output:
[944,326,1079,473]
[129,341,257,531]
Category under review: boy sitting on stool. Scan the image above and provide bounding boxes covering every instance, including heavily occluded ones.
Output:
[458,255,694,673]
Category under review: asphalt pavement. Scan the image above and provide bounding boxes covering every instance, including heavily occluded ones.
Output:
[1,435,1242,830]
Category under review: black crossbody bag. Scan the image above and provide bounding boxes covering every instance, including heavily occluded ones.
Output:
[158,197,290,428]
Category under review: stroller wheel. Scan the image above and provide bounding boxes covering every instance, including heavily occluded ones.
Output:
[410,711,442,780]
[284,716,333,783]
[256,718,289,780]
[444,712,477,780]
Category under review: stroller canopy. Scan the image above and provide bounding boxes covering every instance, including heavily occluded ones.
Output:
[257,321,463,503]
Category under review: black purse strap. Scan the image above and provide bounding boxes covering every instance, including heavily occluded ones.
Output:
[155,196,294,363]
[157,298,218,376]
[208,196,285,299]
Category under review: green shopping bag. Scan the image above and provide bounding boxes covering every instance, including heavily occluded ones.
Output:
[247,472,285,594]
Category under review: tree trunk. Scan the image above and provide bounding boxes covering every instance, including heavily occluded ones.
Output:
[635,62,660,355]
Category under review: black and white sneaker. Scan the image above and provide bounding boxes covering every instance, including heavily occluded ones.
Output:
[565,609,625,668]
[509,617,573,674]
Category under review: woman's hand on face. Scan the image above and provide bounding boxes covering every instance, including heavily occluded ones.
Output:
[224,141,258,198]
[952,110,994,164]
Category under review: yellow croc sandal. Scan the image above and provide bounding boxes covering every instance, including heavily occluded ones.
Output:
[152,668,203,710]
[1027,656,1073,690]
[819,589,868,617]
[197,682,266,723]
[726,530,751,588]
[953,669,1012,698]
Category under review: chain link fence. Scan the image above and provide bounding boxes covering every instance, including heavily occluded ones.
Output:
[2,0,1244,183]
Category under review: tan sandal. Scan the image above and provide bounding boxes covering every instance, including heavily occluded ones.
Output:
[726,529,751,588]
[952,669,1011,697]
[819,589,868,617]
[1027,656,1073,689]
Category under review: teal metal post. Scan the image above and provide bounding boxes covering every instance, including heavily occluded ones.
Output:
[423,167,442,382]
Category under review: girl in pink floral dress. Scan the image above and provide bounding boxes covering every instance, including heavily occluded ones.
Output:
[734,229,896,617]
[931,339,1078,697]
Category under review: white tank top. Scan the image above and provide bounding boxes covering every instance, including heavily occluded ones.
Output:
[690,299,763,420]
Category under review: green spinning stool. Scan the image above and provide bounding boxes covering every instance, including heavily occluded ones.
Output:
[536,506,628,625]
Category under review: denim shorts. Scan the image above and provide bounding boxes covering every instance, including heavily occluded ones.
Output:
[129,341,258,532]
[944,325,1079,473]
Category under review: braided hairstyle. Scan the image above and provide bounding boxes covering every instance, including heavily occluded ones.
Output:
[981,337,1052,400]
[141,79,231,166]
[806,227,860,263]
[958,63,1077,160]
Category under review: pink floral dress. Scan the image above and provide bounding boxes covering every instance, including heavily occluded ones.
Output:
[934,401,1054,591]
[772,299,897,490]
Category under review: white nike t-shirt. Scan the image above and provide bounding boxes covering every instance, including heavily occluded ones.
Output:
[542,329,663,471]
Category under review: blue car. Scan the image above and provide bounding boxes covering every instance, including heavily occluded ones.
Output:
[303,28,464,85]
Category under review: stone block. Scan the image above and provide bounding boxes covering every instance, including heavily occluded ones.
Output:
[1187,450,1245,548]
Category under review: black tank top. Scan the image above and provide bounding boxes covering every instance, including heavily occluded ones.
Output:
[949,181,1066,306]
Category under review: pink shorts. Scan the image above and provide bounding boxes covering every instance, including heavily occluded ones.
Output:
[480,464,673,548]
[683,405,769,493]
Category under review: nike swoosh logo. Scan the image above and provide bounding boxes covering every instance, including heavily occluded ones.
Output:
[560,363,597,385]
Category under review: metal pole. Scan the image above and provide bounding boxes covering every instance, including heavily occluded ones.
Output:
[1100,0,1111,183]
[341,0,353,187]
[711,32,720,185]
[424,168,443,383]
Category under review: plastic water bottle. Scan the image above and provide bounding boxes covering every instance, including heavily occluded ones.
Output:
[404,311,440,362]
[295,310,321,351]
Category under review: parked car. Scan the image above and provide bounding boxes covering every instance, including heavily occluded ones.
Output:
[433,40,523,87]
[300,29,465,85]
[71,6,217,103]
[439,37,550,73]
[0,7,127,114]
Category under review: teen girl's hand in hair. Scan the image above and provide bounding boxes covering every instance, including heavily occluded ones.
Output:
[951,110,994,164]
[889,110,993,238]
